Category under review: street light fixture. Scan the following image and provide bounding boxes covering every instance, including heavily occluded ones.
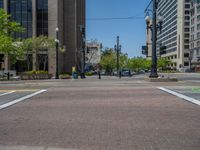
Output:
[55,27,59,79]
[145,0,163,78]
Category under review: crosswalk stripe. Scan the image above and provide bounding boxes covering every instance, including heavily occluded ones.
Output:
[158,87,200,106]
[0,89,47,110]
[0,91,15,97]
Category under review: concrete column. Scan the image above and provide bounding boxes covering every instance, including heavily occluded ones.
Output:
[32,0,37,37]
[31,0,37,71]
[4,55,9,71]
[32,53,36,70]
[48,0,58,76]
[3,0,9,70]
[3,0,7,12]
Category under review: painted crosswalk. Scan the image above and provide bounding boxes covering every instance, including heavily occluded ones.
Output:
[0,89,47,110]
[158,86,200,106]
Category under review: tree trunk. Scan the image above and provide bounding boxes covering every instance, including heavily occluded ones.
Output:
[32,52,36,71]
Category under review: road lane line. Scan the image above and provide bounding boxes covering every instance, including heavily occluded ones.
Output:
[158,87,200,106]
[0,89,47,110]
[0,89,40,92]
[0,91,15,97]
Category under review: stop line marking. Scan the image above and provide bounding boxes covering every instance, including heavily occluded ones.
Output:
[158,87,200,106]
[0,89,47,110]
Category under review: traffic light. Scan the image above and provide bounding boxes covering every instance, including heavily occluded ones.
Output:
[81,27,85,37]
[87,46,90,53]
[142,46,148,55]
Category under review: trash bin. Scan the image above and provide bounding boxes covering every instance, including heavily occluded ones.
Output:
[73,72,78,79]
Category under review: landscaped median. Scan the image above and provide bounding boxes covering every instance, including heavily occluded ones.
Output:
[20,70,52,80]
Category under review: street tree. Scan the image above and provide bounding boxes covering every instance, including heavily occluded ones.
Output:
[100,48,116,74]
[158,57,171,70]
[127,57,151,72]
[0,9,25,64]
[22,36,55,71]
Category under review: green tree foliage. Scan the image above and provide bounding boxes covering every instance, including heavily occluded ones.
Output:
[127,57,151,72]
[0,9,25,63]
[22,35,55,53]
[119,53,129,69]
[158,58,171,70]
[100,48,116,74]
[0,9,23,36]
[22,36,55,71]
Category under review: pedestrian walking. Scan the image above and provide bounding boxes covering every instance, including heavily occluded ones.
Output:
[97,64,101,80]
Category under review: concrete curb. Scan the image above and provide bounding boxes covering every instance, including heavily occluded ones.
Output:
[0,146,79,150]
[144,77,178,82]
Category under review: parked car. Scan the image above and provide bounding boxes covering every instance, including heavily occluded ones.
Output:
[138,70,145,74]
[121,69,132,77]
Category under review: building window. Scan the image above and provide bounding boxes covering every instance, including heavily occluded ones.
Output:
[197,15,200,22]
[197,41,200,47]
[8,0,32,39]
[197,32,200,39]
[36,0,48,36]
[0,0,3,8]
[191,42,195,49]
[184,53,189,58]
[184,62,189,66]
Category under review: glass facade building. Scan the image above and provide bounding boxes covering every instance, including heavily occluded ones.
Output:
[1,0,85,74]
[8,0,32,38]
[36,0,48,36]
[0,0,3,8]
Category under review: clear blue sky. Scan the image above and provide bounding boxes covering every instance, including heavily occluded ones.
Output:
[86,0,150,58]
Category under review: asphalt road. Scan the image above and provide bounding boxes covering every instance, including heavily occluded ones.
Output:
[0,74,200,150]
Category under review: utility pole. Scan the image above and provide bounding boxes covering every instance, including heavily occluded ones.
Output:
[115,36,121,78]
[55,27,59,79]
[80,26,86,79]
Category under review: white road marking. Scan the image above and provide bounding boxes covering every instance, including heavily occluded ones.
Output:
[0,91,15,97]
[0,89,47,110]
[158,87,200,106]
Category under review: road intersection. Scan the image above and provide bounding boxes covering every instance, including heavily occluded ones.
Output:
[0,74,200,150]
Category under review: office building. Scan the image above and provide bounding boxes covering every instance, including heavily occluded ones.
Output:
[0,0,85,75]
[156,0,190,69]
[190,0,200,71]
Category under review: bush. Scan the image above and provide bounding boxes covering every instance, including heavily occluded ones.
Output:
[24,70,48,75]
[59,74,71,79]
[85,72,94,76]
[20,70,52,80]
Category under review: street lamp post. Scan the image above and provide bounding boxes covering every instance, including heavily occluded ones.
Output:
[145,0,163,78]
[115,36,121,78]
[55,27,59,79]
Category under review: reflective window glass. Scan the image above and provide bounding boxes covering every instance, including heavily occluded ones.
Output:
[8,0,32,39]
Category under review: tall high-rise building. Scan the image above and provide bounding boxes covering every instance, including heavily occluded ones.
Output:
[1,0,85,75]
[156,0,190,69]
[190,0,200,70]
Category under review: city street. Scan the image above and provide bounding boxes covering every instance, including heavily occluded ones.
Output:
[0,74,200,150]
